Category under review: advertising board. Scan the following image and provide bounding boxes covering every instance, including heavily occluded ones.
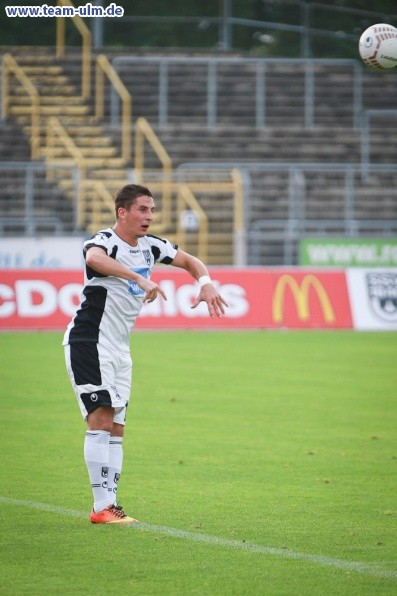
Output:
[0,269,353,330]
[0,237,85,269]
[346,269,397,330]
[300,238,397,268]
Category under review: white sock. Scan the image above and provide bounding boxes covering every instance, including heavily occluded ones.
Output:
[108,436,123,505]
[84,430,112,513]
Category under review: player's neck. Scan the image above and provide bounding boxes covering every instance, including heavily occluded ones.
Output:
[112,224,139,247]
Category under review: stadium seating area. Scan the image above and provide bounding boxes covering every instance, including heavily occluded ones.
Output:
[0,44,396,264]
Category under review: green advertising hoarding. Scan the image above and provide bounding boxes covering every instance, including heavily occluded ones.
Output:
[300,238,397,267]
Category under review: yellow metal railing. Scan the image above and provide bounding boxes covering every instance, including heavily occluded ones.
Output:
[95,54,132,163]
[2,53,41,159]
[56,0,91,99]
[135,117,173,228]
[46,116,86,164]
[83,180,115,232]
[171,173,243,256]
[45,116,87,225]
[176,185,208,263]
[231,168,245,266]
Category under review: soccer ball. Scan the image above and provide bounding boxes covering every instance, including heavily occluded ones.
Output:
[358,23,397,70]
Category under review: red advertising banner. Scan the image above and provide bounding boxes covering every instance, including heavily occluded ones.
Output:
[0,270,83,330]
[0,269,353,330]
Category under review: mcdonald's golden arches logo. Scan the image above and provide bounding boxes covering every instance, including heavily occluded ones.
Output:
[272,274,336,324]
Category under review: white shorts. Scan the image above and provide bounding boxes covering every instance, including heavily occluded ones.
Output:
[64,341,132,425]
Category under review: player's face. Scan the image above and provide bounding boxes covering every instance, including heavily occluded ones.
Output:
[120,195,155,239]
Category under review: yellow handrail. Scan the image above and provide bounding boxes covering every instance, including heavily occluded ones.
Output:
[56,0,91,99]
[46,116,86,163]
[95,54,132,163]
[2,53,40,159]
[84,180,115,232]
[135,117,173,227]
[135,116,172,172]
[177,185,208,263]
[231,168,245,266]
[45,116,86,225]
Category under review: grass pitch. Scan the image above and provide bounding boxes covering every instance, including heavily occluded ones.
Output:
[1,330,396,595]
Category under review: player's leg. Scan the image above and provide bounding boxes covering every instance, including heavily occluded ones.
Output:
[64,342,136,523]
[85,406,114,513]
[107,424,124,506]
[107,352,132,506]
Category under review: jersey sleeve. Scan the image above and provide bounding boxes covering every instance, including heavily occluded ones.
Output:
[83,230,113,258]
[147,234,178,264]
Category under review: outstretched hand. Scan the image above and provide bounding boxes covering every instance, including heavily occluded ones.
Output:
[191,284,228,318]
[138,277,167,303]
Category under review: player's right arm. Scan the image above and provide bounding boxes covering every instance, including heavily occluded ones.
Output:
[85,246,166,303]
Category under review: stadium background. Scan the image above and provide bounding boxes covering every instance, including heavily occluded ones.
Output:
[1,0,396,329]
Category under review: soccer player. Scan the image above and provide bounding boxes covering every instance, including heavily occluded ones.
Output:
[63,184,227,524]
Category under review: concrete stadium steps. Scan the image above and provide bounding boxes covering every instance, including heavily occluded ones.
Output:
[0,119,74,234]
[0,165,74,233]
[108,55,397,128]
[1,47,396,263]
[150,125,362,165]
[0,120,31,161]
[248,170,397,240]
[151,124,396,166]
[249,173,290,221]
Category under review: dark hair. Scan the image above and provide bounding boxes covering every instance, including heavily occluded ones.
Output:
[114,184,152,216]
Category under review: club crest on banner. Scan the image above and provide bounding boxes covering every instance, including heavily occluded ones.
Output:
[366,272,397,322]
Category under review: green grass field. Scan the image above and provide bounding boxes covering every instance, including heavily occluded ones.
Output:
[1,330,396,595]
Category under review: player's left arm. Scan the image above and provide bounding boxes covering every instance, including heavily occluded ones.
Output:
[171,249,228,318]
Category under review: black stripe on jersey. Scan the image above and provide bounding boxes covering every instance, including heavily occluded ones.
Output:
[150,245,161,261]
[85,245,119,280]
[86,230,112,242]
[146,233,166,244]
[150,244,177,264]
[160,255,174,264]
[83,242,107,257]
[147,233,178,251]
[80,389,112,415]
[70,341,102,385]
[69,286,107,342]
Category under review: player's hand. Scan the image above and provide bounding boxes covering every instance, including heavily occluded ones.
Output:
[191,284,228,318]
[138,277,167,303]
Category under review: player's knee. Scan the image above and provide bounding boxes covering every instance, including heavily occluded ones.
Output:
[87,406,115,432]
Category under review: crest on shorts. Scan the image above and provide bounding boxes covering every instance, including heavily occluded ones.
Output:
[366,272,397,322]
[142,249,151,267]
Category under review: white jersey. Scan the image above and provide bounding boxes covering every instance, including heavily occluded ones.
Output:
[63,228,178,350]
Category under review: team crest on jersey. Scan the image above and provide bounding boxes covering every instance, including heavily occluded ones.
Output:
[142,249,151,267]
[366,272,397,322]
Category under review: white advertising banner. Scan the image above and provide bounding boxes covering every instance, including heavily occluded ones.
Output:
[0,237,85,269]
[346,269,397,330]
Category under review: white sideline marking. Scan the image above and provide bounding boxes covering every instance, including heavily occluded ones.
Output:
[1,496,396,580]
